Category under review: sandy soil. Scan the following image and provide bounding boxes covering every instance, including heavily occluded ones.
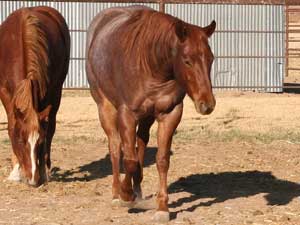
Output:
[0,90,300,225]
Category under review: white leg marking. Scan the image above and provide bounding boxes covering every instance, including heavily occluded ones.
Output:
[7,163,21,181]
[28,131,39,184]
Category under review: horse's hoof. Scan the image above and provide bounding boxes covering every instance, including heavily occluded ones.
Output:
[133,186,142,200]
[119,199,136,208]
[111,199,121,209]
[7,164,21,182]
[152,211,170,223]
[134,191,142,201]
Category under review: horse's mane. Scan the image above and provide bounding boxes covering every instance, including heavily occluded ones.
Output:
[120,10,179,78]
[23,12,49,98]
[13,10,49,120]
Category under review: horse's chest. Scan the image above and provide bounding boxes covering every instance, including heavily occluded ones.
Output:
[135,92,183,118]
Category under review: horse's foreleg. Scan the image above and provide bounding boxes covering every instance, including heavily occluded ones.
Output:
[154,103,183,222]
[134,116,155,199]
[7,151,22,182]
[118,106,138,204]
[0,89,20,180]
[42,89,62,184]
[7,113,22,182]
[42,110,57,184]
[95,96,121,204]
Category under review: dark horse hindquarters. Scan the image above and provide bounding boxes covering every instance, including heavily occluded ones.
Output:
[0,6,70,186]
[86,6,216,222]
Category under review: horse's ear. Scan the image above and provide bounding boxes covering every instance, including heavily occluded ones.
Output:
[39,105,52,122]
[203,20,216,38]
[175,21,188,43]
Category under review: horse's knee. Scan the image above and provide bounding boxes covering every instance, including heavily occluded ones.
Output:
[156,157,170,172]
[123,159,138,175]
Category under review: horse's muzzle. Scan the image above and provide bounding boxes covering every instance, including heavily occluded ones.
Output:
[194,100,215,115]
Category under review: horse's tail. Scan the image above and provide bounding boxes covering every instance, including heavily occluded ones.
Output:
[22,10,49,99]
[13,10,49,120]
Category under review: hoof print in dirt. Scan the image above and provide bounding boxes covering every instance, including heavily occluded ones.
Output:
[152,211,170,224]
[119,199,136,208]
[111,199,121,209]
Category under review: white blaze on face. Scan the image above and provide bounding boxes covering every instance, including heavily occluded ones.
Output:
[28,131,39,184]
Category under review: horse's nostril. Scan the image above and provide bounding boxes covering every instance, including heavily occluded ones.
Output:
[200,103,208,113]
[194,102,214,115]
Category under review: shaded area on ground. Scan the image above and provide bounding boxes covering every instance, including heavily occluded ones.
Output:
[51,147,159,182]
[168,171,300,219]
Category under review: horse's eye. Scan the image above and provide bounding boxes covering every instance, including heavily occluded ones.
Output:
[183,58,193,67]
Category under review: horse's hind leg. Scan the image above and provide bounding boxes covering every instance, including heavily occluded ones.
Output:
[91,89,121,205]
[133,116,155,199]
[117,105,139,205]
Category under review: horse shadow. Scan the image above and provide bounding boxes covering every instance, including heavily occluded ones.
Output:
[167,171,300,220]
[51,147,159,182]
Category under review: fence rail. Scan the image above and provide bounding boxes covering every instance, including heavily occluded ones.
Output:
[0,0,290,4]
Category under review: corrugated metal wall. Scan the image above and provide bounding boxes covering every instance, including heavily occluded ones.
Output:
[166,3,285,92]
[0,1,285,92]
[0,1,159,88]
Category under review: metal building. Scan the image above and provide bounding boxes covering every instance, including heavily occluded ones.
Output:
[0,0,291,92]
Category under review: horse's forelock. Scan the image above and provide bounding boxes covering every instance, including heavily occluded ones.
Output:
[13,79,38,126]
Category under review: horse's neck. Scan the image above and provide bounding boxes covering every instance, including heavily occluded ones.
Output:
[147,53,174,83]
[145,77,185,101]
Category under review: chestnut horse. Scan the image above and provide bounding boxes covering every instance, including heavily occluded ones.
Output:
[0,7,70,186]
[86,6,216,222]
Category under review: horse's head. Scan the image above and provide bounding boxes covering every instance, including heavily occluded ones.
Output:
[172,20,216,115]
[11,79,51,186]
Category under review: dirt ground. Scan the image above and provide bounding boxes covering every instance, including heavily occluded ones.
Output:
[0,90,300,225]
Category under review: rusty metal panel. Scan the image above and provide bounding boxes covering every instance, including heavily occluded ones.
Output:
[166,3,285,92]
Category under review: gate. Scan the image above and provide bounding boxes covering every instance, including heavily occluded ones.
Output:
[285,4,300,89]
